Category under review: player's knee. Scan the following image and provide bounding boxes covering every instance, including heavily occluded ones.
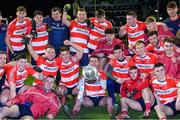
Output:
[154,104,161,110]
[175,103,180,111]
[0,96,9,105]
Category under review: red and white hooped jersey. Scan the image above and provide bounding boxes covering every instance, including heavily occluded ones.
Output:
[3,64,36,88]
[87,17,113,50]
[125,21,146,46]
[109,57,134,80]
[31,24,48,54]
[7,18,32,51]
[151,76,177,104]
[69,20,89,53]
[133,53,157,74]
[58,57,80,88]
[34,56,59,85]
[0,68,5,79]
[85,69,107,97]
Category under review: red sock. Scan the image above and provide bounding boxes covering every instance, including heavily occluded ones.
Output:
[145,101,151,111]
[122,109,128,115]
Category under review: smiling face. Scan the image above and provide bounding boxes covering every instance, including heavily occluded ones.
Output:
[163,41,174,55]
[17,59,27,72]
[114,49,124,59]
[135,43,146,57]
[154,66,166,81]
[16,11,27,22]
[126,15,136,26]
[148,34,158,46]
[167,7,178,18]
[77,11,87,23]
[129,68,138,80]
[44,76,54,92]
[52,10,62,21]
[89,57,99,69]
[44,48,56,61]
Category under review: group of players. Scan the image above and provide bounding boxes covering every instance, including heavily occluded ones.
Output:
[0,0,179,120]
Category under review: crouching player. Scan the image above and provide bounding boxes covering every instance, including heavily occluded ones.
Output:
[151,63,180,120]
[0,75,60,120]
[73,55,116,118]
[116,66,155,119]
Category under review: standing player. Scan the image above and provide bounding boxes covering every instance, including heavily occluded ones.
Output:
[62,5,89,66]
[151,63,180,120]
[0,51,7,92]
[0,11,7,52]
[87,9,113,54]
[145,16,175,42]
[163,1,180,36]
[30,10,48,65]
[5,6,31,61]
[0,75,60,120]
[43,7,69,56]
[119,11,146,55]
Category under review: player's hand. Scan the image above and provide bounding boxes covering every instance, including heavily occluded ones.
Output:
[64,40,71,46]
[7,101,13,107]
[117,78,126,84]
[63,4,71,12]
[46,114,54,120]
[171,56,177,63]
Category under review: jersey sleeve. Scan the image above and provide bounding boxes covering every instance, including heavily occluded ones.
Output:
[47,95,60,117]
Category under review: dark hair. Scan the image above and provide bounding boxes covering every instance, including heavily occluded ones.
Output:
[47,45,55,49]
[16,53,26,60]
[154,62,165,69]
[163,37,174,44]
[105,29,114,34]
[147,31,158,37]
[167,1,177,8]
[114,45,123,51]
[45,75,55,80]
[51,7,62,14]
[129,66,138,70]
[60,46,69,52]
[33,10,43,17]
[16,6,27,12]
[127,11,137,18]
[95,9,105,18]
[89,55,99,61]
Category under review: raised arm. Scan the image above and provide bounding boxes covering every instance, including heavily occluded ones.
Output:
[27,40,38,61]
[62,4,71,27]
[64,40,83,61]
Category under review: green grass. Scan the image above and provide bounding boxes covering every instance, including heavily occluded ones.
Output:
[25,77,180,119]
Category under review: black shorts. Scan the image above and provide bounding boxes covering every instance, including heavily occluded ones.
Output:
[65,86,76,95]
[18,103,33,118]
[136,97,156,111]
[88,96,104,107]
[165,100,180,114]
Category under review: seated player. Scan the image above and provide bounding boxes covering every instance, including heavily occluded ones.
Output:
[0,54,43,105]
[151,63,180,120]
[0,51,7,93]
[73,55,117,118]
[116,66,155,119]
[0,75,60,120]
[107,45,134,105]
[55,40,83,107]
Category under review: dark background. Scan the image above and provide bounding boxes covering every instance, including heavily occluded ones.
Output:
[0,0,179,23]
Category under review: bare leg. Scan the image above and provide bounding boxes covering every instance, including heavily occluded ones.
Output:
[56,85,68,106]
[0,105,20,119]
[20,115,34,120]
[0,89,11,105]
[154,104,173,119]
[142,87,155,117]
